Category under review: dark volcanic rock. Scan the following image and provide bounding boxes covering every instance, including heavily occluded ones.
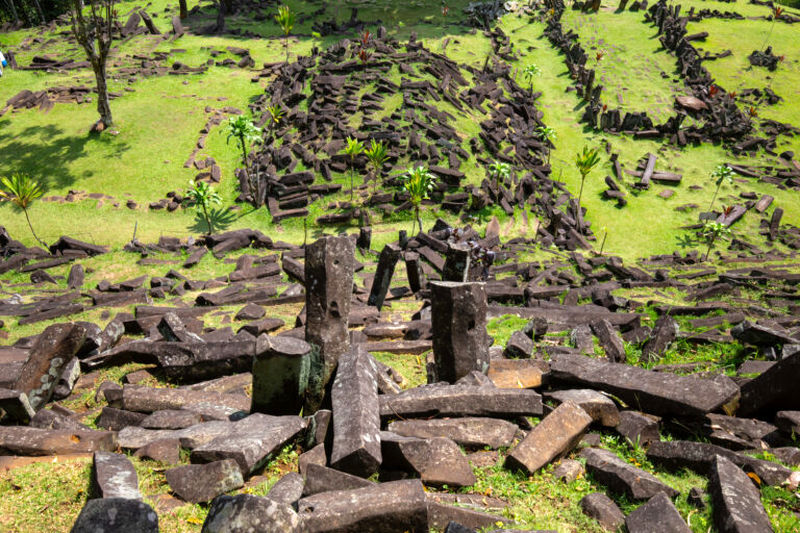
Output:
[582,447,679,500]
[302,463,374,496]
[251,335,311,416]
[738,349,800,416]
[0,426,117,455]
[368,243,401,310]
[545,389,620,427]
[165,459,244,503]
[94,451,141,499]
[201,494,301,533]
[615,411,660,446]
[71,498,158,533]
[709,454,773,533]
[549,354,739,417]
[381,433,476,487]
[380,384,542,419]
[388,417,517,449]
[579,492,624,531]
[625,493,690,533]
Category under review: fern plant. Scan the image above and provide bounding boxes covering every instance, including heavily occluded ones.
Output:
[0,173,47,247]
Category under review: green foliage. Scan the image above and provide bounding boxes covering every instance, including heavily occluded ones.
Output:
[488,160,512,189]
[401,166,435,234]
[274,5,295,61]
[709,163,733,210]
[536,126,557,164]
[266,104,285,126]
[701,221,731,261]
[342,136,365,200]
[186,179,222,235]
[364,139,389,194]
[574,145,601,214]
[0,173,47,247]
[523,63,542,92]
[225,115,262,164]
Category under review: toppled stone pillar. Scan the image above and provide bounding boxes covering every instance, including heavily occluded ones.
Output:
[251,335,312,416]
[430,281,490,383]
[442,243,470,282]
[367,243,401,310]
[404,252,423,293]
[304,235,355,412]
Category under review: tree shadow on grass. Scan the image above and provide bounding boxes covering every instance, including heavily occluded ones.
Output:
[0,120,130,191]
[189,207,236,235]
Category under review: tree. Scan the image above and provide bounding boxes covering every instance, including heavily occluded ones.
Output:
[536,126,557,165]
[708,163,733,211]
[364,139,388,195]
[179,0,187,19]
[701,221,731,261]
[69,0,115,129]
[574,145,601,215]
[342,136,364,201]
[0,173,47,247]
[488,160,511,191]
[402,166,435,235]
[523,64,541,95]
[225,115,262,204]
[274,5,294,63]
[186,179,222,235]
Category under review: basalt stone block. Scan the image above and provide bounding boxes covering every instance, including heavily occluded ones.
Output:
[702,413,784,450]
[710,455,773,533]
[330,346,381,477]
[732,320,798,347]
[30,408,87,431]
[553,459,585,482]
[625,493,690,533]
[266,472,305,506]
[191,414,308,476]
[739,349,800,416]
[52,356,81,400]
[302,463,374,496]
[590,320,625,363]
[94,452,141,500]
[430,282,490,383]
[405,252,424,293]
[0,426,117,455]
[503,330,534,359]
[388,417,517,449]
[140,409,203,430]
[549,354,739,417]
[158,312,204,343]
[487,359,545,389]
[579,493,624,531]
[582,448,679,500]
[615,410,660,446]
[506,401,592,474]
[641,315,679,363]
[298,444,327,477]
[647,440,792,486]
[133,438,181,464]
[382,434,476,487]
[775,411,800,435]
[368,243,401,310]
[118,420,238,450]
[297,479,428,533]
[67,264,85,289]
[545,389,620,427]
[304,236,355,412]
[202,494,301,533]
[71,498,158,533]
[166,459,244,503]
[427,502,512,531]
[0,387,35,423]
[251,335,311,416]
[235,303,265,321]
[122,385,250,420]
[380,384,542,419]
[96,406,147,431]
[14,323,87,412]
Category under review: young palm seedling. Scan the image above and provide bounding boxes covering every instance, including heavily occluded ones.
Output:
[402,166,435,235]
[266,104,285,128]
[523,64,541,95]
[342,136,365,201]
[701,221,731,261]
[708,163,733,211]
[536,126,557,164]
[574,146,601,219]
[187,179,222,235]
[365,139,389,195]
[0,173,46,247]
[274,5,295,63]
[225,115,262,203]
[488,160,511,191]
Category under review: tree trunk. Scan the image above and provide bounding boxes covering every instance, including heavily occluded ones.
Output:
[93,62,113,126]
[4,0,20,24]
[179,0,187,19]
[30,0,44,23]
[215,0,225,33]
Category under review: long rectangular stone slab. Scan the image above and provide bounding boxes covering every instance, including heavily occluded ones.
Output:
[379,384,542,420]
[549,354,739,417]
[121,385,250,419]
[0,426,117,455]
[488,305,642,331]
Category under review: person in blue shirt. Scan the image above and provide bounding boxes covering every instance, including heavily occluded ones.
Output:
[0,50,6,77]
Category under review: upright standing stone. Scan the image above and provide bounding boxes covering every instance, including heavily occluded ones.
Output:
[67,264,85,289]
[251,335,311,416]
[709,455,773,533]
[305,236,355,413]
[430,282,490,383]
[404,252,423,293]
[330,346,381,477]
[590,320,626,363]
[641,315,679,363]
[505,401,592,474]
[14,323,87,412]
[94,452,141,500]
[368,243,401,310]
[442,243,471,282]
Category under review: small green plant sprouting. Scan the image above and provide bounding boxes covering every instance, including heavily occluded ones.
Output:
[709,163,733,211]
[599,226,608,255]
[536,126,557,164]
[0,173,47,248]
[488,160,512,190]
[402,166,435,235]
[225,115,263,202]
[574,145,602,216]
[701,220,731,261]
[266,104,285,127]
[364,139,389,195]
[186,179,222,235]
[342,136,365,201]
[274,5,295,63]
[523,64,542,95]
